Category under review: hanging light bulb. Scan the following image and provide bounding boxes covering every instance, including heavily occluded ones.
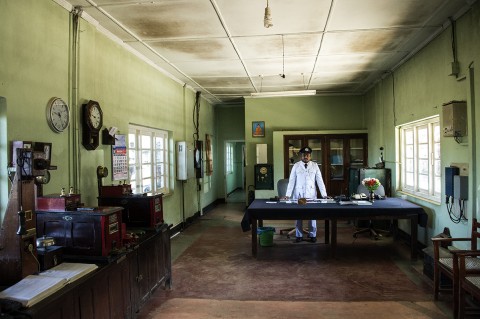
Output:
[264,0,273,28]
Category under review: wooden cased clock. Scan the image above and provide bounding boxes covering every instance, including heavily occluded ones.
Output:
[254,164,274,190]
[82,100,103,150]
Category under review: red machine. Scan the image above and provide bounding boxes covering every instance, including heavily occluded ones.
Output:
[98,193,163,228]
[36,194,82,211]
[36,207,123,259]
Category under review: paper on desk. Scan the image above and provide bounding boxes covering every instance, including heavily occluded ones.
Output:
[338,200,372,206]
[0,275,66,307]
[39,262,98,283]
[355,200,372,205]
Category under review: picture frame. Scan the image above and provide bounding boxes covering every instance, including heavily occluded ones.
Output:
[252,121,265,137]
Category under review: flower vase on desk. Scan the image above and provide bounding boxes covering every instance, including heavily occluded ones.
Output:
[369,191,375,202]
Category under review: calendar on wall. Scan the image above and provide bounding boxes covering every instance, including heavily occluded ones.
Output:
[112,134,128,181]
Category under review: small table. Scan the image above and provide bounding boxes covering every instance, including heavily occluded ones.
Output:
[246,198,427,260]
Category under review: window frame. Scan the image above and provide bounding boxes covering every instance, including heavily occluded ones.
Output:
[128,124,171,195]
[397,116,441,203]
[226,142,233,174]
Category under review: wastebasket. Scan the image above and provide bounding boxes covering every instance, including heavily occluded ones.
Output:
[257,227,275,247]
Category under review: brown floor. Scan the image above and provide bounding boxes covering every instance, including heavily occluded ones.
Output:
[136,202,454,319]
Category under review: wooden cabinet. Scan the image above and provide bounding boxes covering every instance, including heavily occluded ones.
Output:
[21,225,171,319]
[283,133,367,197]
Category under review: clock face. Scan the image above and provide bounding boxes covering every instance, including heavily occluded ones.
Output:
[46,97,70,133]
[260,167,268,174]
[88,103,102,130]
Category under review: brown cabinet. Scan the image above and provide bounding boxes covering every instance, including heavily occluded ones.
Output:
[283,133,367,197]
[21,225,171,319]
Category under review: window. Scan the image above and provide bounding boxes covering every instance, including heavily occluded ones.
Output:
[398,116,441,202]
[128,125,170,195]
[226,143,233,174]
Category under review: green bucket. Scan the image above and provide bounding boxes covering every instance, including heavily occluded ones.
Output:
[257,227,275,247]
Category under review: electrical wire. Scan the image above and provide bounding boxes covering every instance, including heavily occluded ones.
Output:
[193,91,201,143]
[449,17,457,64]
[280,35,285,78]
[28,244,41,272]
[446,196,467,223]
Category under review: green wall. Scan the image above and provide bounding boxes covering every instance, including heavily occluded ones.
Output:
[0,0,216,227]
[364,3,480,246]
[244,95,365,200]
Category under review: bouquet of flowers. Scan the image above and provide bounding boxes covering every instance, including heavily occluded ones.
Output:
[362,177,381,192]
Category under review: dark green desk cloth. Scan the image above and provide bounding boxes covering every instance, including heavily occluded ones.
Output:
[245,198,427,260]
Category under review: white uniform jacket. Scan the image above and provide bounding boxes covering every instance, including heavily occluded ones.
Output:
[285,161,327,199]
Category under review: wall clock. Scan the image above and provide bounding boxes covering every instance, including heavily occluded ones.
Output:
[82,100,103,150]
[46,97,70,133]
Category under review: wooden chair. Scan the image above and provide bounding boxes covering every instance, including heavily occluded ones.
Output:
[431,219,480,318]
[457,251,480,319]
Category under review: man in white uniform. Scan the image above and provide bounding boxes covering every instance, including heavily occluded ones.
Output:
[283,146,328,242]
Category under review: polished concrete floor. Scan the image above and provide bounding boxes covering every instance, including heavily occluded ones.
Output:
[137,202,455,319]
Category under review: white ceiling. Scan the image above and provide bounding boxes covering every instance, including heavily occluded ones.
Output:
[60,0,476,105]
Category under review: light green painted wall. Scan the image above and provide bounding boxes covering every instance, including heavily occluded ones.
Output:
[364,2,480,246]
[0,0,216,226]
[244,95,365,201]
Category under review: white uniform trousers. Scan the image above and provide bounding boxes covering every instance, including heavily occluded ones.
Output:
[295,219,316,238]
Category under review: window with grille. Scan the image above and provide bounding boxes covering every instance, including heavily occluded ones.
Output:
[398,116,441,203]
[128,124,170,195]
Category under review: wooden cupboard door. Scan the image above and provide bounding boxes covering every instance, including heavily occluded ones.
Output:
[327,138,346,196]
[284,136,303,178]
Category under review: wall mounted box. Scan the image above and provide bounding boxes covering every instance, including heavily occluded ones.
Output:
[445,166,460,197]
[254,164,274,190]
[176,141,190,180]
[256,144,268,164]
[442,101,467,137]
[454,175,468,200]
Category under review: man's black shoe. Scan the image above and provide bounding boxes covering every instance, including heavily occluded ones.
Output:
[295,237,303,243]
[308,236,317,243]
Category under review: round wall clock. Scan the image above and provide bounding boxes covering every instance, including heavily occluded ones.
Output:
[46,97,70,133]
[84,100,103,130]
[82,100,103,150]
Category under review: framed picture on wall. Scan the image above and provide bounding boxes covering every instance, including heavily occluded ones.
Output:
[252,121,265,137]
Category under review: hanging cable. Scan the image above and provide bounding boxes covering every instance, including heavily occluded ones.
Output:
[446,196,467,223]
[192,91,201,143]
[449,17,457,64]
[280,35,285,78]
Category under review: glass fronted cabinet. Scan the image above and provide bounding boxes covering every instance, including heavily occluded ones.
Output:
[284,135,324,179]
[283,133,367,197]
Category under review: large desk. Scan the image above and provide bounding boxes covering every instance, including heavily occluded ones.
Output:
[246,198,427,260]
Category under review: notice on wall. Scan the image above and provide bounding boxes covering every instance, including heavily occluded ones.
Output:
[112,134,128,181]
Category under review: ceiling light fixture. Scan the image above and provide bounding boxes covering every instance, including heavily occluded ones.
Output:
[264,0,273,28]
[250,90,316,98]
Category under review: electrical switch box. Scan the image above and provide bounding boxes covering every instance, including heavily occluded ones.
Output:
[445,166,459,197]
[453,175,468,200]
[442,101,467,137]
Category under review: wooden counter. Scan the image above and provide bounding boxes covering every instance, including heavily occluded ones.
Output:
[18,224,171,319]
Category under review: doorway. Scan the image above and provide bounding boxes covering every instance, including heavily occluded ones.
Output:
[225,140,245,203]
